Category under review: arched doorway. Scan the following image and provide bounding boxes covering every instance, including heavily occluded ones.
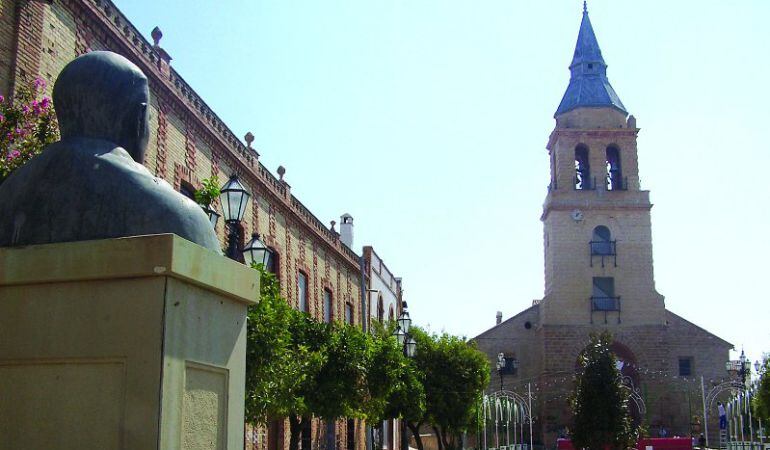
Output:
[609,341,645,426]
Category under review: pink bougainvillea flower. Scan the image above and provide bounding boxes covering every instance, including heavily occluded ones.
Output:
[40,97,50,108]
[33,77,46,90]
[0,94,4,103]
[0,113,4,123]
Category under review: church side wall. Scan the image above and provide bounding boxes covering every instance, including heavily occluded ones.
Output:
[4,1,366,450]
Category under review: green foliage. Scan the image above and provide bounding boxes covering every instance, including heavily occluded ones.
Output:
[570,332,636,450]
[368,322,423,426]
[753,356,770,423]
[245,264,320,424]
[413,327,490,450]
[308,322,370,420]
[244,275,486,450]
[0,78,59,181]
[194,175,221,207]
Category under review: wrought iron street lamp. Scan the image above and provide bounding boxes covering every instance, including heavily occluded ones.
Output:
[496,352,519,393]
[203,205,220,229]
[497,353,506,392]
[242,233,273,268]
[219,174,251,261]
[725,349,752,386]
[393,301,417,450]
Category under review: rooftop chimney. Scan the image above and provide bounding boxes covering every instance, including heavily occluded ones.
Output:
[340,213,353,248]
[496,311,502,325]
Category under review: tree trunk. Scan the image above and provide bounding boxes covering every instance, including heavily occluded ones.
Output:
[432,426,444,450]
[407,422,424,450]
[438,426,450,450]
[372,423,383,450]
[289,415,302,450]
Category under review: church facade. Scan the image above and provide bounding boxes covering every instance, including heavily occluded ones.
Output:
[474,6,731,447]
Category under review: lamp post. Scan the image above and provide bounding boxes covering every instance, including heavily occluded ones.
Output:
[219,174,251,261]
[726,350,754,450]
[755,361,766,448]
[496,353,506,393]
[243,233,273,269]
[202,204,221,228]
[495,353,518,393]
[725,350,752,387]
[393,302,416,450]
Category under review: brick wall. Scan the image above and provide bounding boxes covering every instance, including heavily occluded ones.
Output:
[1,0,367,449]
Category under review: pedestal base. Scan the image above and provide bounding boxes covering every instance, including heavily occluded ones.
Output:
[0,234,258,450]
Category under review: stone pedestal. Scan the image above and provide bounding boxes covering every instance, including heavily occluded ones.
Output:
[0,234,258,450]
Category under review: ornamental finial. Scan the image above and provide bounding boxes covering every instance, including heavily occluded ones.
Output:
[583,1,587,14]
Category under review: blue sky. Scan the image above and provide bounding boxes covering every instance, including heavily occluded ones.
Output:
[116,0,770,368]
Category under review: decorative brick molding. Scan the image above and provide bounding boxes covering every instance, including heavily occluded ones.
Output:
[155,101,168,178]
[312,244,319,320]
[184,119,197,172]
[173,162,199,192]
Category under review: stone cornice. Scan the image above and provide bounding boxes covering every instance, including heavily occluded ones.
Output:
[546,127,639,150]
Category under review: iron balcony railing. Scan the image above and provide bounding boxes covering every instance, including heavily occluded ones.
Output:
[589,240,617,267]
[574,175,597,191]
[591,296,621,324]
[606,175,628,191]
[592,296,621,311]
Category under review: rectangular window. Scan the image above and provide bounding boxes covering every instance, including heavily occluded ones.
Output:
[679,357,693,377]
[345,302,352,325]
[298,272,308,313]
[323,289,332,323]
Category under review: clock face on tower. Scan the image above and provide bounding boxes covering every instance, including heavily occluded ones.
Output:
[571,209,584,221]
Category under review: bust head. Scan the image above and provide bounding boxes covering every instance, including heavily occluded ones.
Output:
[53,51,150,163]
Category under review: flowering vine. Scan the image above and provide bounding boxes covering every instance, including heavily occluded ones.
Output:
[0,77,59,182]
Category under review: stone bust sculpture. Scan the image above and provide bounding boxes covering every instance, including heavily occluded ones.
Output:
[0,51,220,252]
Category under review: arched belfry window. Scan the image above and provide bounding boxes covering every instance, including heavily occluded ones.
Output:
[606,146,625,190]
[574,145,593,190]
[590,225,616,267]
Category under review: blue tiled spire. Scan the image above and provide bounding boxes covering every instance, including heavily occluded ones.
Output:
[554,3,627,117]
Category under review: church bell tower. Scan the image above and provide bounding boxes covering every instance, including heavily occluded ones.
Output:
[541,3,665,327]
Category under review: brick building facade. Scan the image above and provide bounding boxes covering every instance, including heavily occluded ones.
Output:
[0,1,390,449]
[474,7,731,448]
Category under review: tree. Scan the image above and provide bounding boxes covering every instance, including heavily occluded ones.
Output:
[570,332,636,450]
[364,322,420,450]
[0,77,59,182]
[414,328,490,450]
[244,265,322,426]
[753,355,770,424]
[387,354,427,450]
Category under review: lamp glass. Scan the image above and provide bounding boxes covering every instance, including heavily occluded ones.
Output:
[397,310,412,334]
[406,337,417,358]
[755,361,761,372]
[394,327,406,346]
[204,206,220,228]
[219,175,251,222]
[243,233,270,267]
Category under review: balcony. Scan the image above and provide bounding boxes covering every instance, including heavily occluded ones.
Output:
[606,175,628,191]
[574,175,597,191]
[589,240,617,267]
[591,296,621,324]
[592,296,620,311]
